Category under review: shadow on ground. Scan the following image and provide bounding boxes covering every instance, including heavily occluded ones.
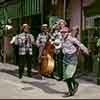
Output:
[22,80,65,94]
[0,68,42,80]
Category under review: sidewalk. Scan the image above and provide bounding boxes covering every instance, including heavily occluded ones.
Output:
[0,63,100,99]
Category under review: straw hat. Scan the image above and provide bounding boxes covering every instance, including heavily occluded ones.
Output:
[57,19,66,25]
[41,24,48,27]
[21,24,30,32]
[41,24,49,32]
[22,24,31,28]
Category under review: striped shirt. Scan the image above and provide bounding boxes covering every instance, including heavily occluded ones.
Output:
[62,35,89,55]
[36,32,48,47]
[10,32,34,55]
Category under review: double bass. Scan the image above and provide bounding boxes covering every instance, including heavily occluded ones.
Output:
[38,38,55,77]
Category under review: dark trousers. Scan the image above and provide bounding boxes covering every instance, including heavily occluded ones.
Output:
[18,54,32,78]
[65,77,79,95]
[54,50,63,79]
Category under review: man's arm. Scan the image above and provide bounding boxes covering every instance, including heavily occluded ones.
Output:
[69,36,89,55]
[10,36,16,44]
[30,34,35,45]
[36,34,41,47]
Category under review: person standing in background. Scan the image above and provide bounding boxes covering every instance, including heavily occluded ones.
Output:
[36,24,50,79]
[36,24,49,63]
[52,19,69,81]
[10,24,35,79]
[50,25,63,81]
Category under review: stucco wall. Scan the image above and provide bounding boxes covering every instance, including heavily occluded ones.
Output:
[68,0,81,31]
[68,0,95,32]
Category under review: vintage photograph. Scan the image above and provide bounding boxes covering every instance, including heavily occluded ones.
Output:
[0,0,100,99]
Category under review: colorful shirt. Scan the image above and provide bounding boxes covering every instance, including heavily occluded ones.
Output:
[62,35,89,55]
[36,32,49,58]
[10,32,34,55]
[36,32,48,47]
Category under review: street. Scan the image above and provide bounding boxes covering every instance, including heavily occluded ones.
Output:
[0,63,100,99]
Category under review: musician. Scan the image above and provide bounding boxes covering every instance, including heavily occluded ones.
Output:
[10,24,34,79]
[61,27,89,97]
[36,24,49,79]
[50,19,69,81]
[50,26,63,80]
[36,24,49,62]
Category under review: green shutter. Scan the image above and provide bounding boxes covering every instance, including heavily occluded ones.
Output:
[23,0,41,16]
[0,4,17,20]
[0,0,42,20]
[7,4,17,18]
[0,8,4,20]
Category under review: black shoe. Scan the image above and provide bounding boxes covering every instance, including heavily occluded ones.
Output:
[63,92,74,97]
[73,82,79,94]
[19,75,23,79]
[57,78,62,81]
[53,76,59,80]
[27,74,32,78]
[53,76,62,81]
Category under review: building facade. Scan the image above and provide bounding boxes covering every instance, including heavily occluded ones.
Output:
[0,0,99,79]
[0,0,43,63]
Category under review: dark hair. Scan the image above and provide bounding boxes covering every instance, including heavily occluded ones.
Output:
[20,24,30,33]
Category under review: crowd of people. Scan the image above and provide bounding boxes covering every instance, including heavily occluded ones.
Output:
[10,19,89,97]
